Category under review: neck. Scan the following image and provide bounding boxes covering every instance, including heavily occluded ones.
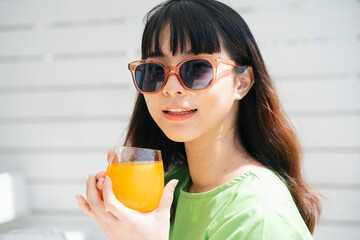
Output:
[184,122,257,193]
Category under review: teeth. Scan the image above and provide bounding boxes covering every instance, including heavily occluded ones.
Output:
[166,109,196,114]
[167,109,189,112]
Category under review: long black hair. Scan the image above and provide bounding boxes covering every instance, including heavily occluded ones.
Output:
[124,0,321,233]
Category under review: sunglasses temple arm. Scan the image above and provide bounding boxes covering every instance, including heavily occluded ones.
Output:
[217,69,235,81]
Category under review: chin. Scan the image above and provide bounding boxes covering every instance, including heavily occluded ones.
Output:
[162,129,197,143]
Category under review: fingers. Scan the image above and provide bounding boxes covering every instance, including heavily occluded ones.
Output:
[96,171,106,197]
[86,174,103,204]
[96,171,106,193]
[157,179,179,213]
[76,195,95,219]
[96,176,105,190]
[102,175,139,221]
[107,149,119,164]
[96,171,106,180]
[96,177,105,200]
[86,174,117,223]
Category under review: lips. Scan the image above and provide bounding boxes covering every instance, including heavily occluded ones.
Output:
[162,105,198,120]
[163,109,198,114]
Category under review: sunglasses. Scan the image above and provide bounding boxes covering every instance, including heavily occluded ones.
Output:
[128,55,241,94]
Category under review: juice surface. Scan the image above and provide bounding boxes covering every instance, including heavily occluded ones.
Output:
[106,161,164,213]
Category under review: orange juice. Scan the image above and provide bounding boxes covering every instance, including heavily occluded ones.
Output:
[106,161,164,213]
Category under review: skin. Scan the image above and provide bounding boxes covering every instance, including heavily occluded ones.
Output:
[76,26,263,239]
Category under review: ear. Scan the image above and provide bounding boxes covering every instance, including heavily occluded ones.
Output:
[234,66,255,100]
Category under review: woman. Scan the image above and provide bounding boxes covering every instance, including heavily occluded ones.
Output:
[76,0,321,239]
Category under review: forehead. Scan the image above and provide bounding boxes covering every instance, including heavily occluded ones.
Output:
[156,24,192,57]
[147,23,193,58]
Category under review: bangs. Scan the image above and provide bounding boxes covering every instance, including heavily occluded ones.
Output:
[141,1,222,58]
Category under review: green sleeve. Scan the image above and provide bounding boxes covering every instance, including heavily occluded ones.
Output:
[209,205,313,240]
[262,206,313,240]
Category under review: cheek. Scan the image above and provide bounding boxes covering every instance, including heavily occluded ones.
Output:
[200,80,237,116]
[198,92,235,124]
[143,95,160,122]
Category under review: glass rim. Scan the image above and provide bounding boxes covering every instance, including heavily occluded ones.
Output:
[108,146,163,164]
[113,145,162,153]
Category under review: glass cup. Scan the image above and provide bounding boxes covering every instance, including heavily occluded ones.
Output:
[106,146,164,213]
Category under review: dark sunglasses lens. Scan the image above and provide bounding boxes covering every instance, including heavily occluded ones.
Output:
[135,63,165,92]
[179,59,213,89]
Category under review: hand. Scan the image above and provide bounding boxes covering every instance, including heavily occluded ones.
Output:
[76,174,178,240]
[76,172,178,240]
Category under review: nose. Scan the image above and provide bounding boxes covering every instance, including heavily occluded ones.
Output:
[162,70,185,96]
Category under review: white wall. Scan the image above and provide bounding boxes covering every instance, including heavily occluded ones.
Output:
[0,0,359,239]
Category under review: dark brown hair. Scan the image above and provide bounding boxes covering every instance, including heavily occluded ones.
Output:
[124,0,321,233]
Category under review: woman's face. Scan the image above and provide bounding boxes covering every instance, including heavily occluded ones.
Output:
[143,31,242,144]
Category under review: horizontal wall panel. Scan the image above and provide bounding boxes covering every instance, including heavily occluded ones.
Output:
[231,0,357,11]
[0,25,142,56]
[0,154,108,179]
[303,152,360,186]
[0,0,357,39]
[0,43,357,79]
[0,90,137,118]
[23,215,108,239]
[0,33,359,76]
[0,122,129,148]
[0,0,162,25]
[29,184,85,211]
[0,58,134,87]
[263,40,360,76]
[28,184,360,223]
[291,115,360,148]
[1,78,358,118]
[276,77,360,113]
[0,60,358,91]
[314,224,360,240]
[0,116,358,148]
[243,1,360,40]
[0,29,358,69]
[320,188,360,222]
[1,152,359,185]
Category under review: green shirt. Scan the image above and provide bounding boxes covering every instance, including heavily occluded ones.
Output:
[165,165,313,240]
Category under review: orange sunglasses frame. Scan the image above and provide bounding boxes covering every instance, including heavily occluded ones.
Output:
[128,55,241,94]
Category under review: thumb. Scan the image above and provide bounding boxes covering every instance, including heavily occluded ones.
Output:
[157,179,179,212]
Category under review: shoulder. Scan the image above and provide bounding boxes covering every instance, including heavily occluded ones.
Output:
[209,168,313,239]
[215,167,295,209]
[233,167,298,209]
[210,204,313,240]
